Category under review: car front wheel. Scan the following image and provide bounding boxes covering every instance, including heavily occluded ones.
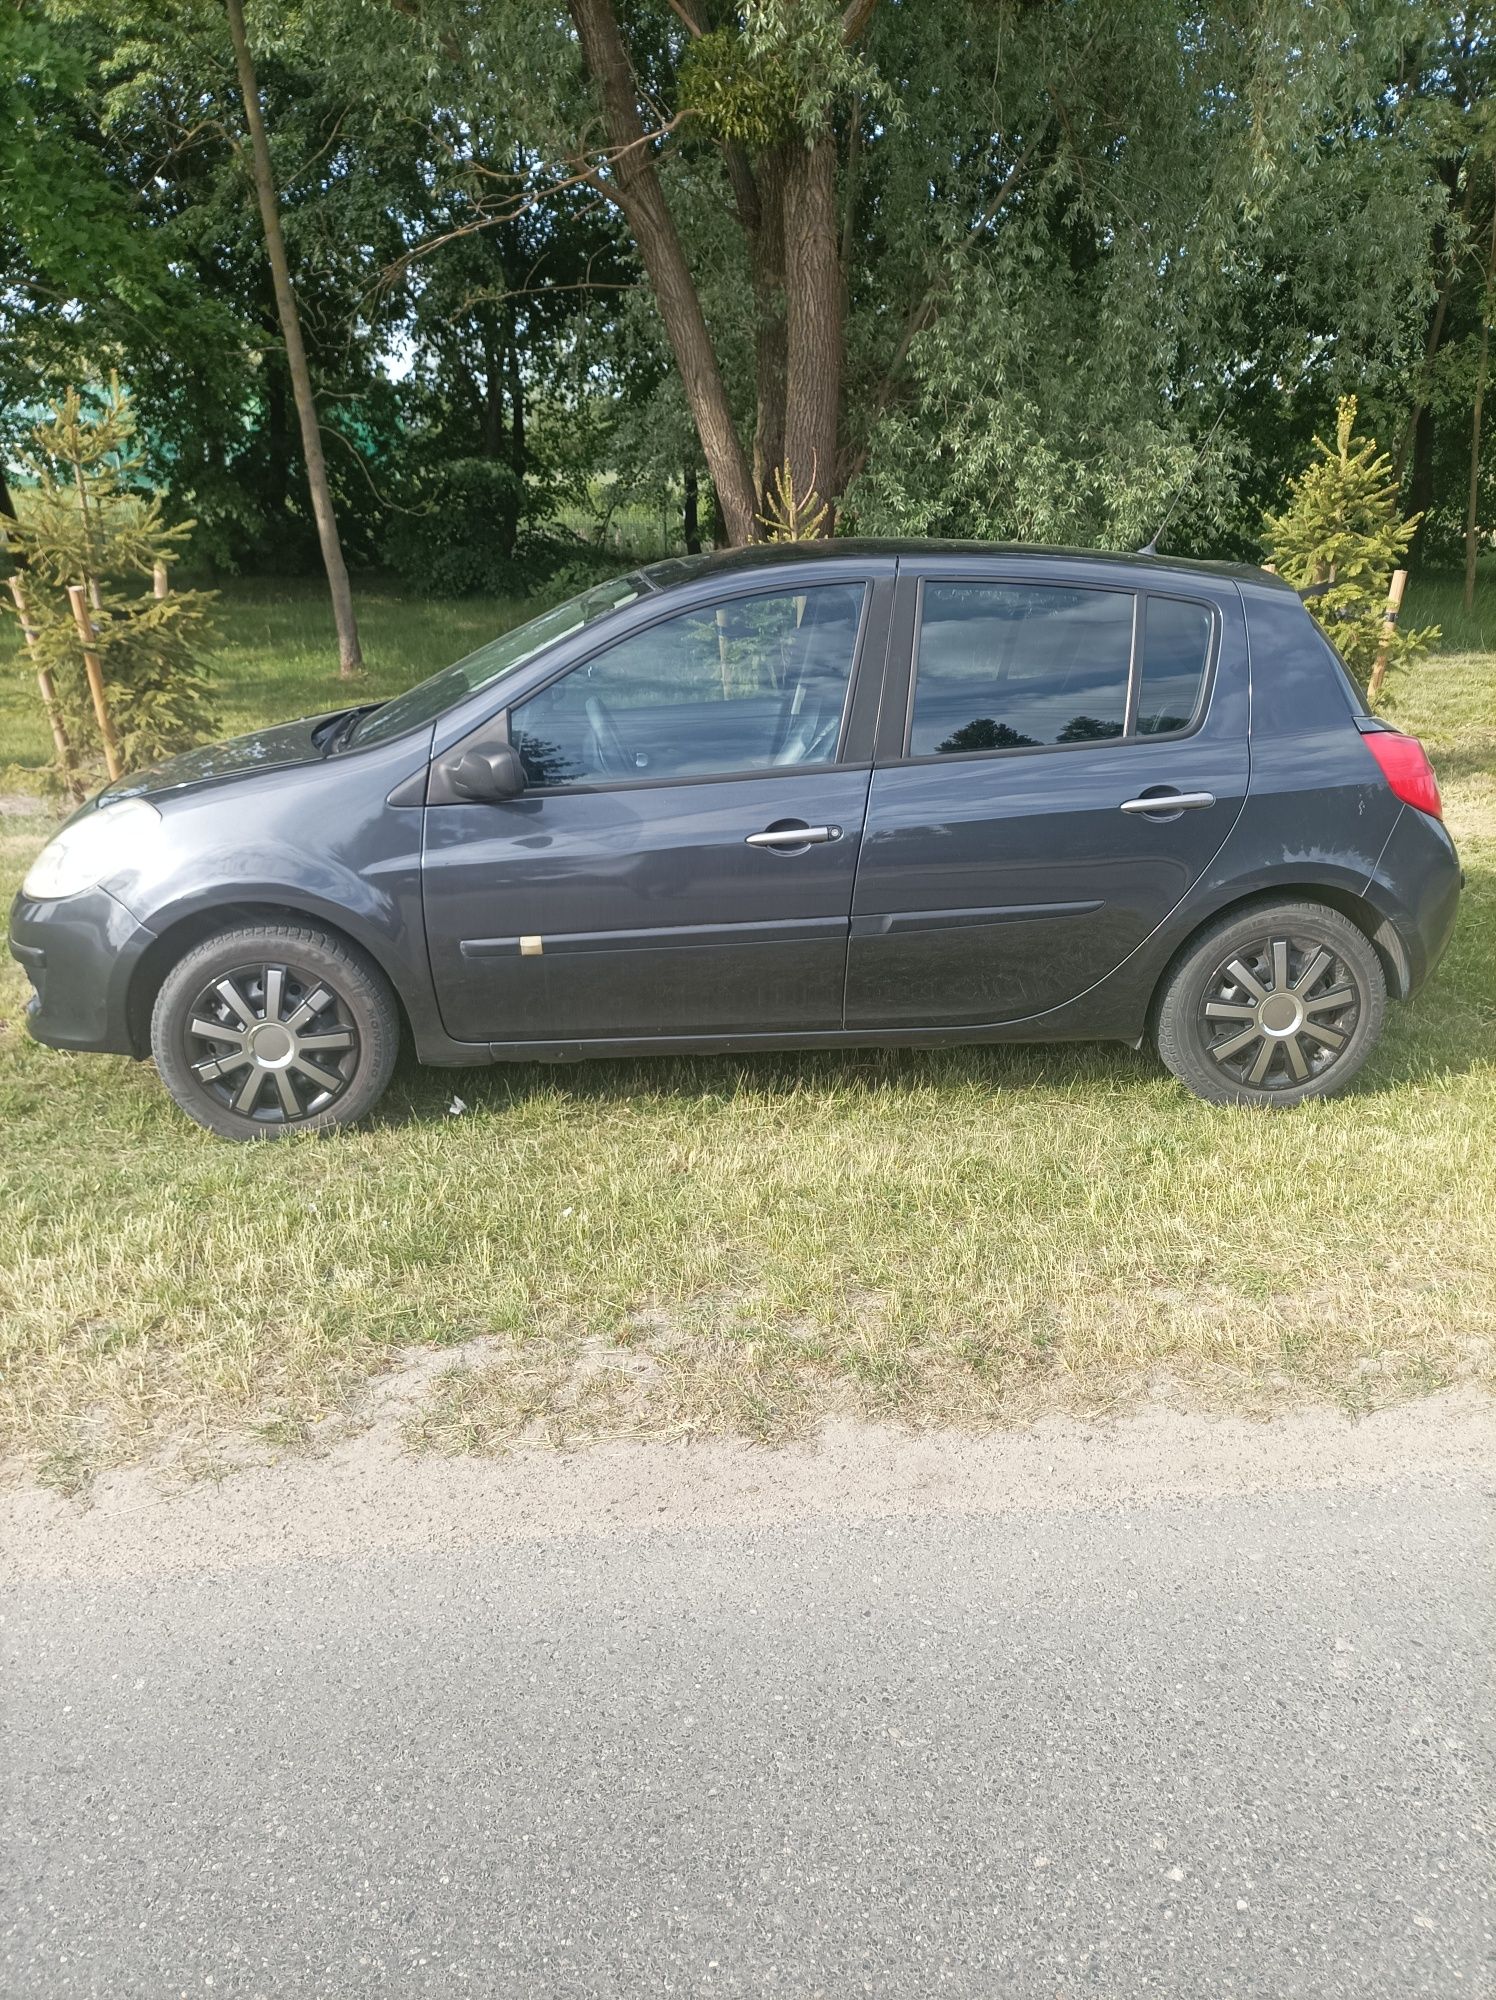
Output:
[1154,900,1387,1107]
[150,922,399,1140]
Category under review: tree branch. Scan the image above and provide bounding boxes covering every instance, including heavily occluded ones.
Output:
[376,119,688,290]
[841,0,880,44]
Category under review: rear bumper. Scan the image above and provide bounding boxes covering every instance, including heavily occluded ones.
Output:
[1371,806,1462,1000]
[8,887,156,1055]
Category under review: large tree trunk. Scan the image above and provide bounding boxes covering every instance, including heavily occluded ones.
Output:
[782,134,843,530]
[747,147,788,517]
[225,0,364,678]
[568,0,757,545]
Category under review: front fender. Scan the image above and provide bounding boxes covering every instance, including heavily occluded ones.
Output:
[101,744,477,1064]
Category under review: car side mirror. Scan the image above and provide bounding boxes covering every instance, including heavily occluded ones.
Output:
[450,741,527,803]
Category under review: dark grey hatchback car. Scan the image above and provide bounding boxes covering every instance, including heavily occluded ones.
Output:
[10,541,1461,1139]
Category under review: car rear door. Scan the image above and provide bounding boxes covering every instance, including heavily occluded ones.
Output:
[844,561,1250,1030]
[422,567,891,1046]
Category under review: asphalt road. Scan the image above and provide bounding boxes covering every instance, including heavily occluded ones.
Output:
[4,1438,1493,2000]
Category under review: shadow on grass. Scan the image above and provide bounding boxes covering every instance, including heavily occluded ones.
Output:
[362,993,1493,1137]
[368,1036,1152,1132]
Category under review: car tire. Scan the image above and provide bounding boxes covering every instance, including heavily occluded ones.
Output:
[150,922,400,1140]
[1154,900,1387,1107]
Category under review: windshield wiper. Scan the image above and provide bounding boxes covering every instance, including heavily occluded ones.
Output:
[319,704,380,756]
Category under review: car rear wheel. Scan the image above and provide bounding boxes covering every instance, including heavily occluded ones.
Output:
[1154,901,1386,1107]
[150,923,399,1140]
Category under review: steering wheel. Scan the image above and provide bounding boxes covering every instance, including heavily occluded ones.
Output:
[585,694,634,778]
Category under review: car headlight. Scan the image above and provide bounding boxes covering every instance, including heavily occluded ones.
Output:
[22,798,163,901]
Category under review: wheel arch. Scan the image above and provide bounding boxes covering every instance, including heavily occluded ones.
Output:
[125,899,417,1057]
[1145,882,1410,1034]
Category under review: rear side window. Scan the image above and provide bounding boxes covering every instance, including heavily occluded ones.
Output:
[908,579,1217,758]
[909,583,1134,755]
[1137,596,1212,735]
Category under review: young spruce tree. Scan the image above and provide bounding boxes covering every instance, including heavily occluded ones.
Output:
[2,382,216,786]
[1264,396,1436,703]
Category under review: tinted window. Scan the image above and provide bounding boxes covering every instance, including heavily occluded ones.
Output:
[1137,596,1212,735]
[510,583,865,787]
[910,583,1133,756]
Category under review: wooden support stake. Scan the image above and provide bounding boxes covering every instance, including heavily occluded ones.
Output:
[66,583,123,781]
[152,560,169,600]
[8,577,86,801]
[1366,568,1408,707]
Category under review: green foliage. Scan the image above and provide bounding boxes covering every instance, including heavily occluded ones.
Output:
[680,2,891,146]
[384,457,526,597]
[3,0,1494,589]
[0,3,251,507]
[1264,396,1438,697]
[3,383,217,778]
[679,28,798,149]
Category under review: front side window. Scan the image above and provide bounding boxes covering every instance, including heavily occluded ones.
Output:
[910,583,1135,756]
[510,583,866,788]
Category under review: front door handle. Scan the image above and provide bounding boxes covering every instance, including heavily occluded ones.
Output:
[745,823,843,850]
[1119,790,1216,816]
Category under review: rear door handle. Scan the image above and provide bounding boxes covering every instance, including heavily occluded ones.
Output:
[745,824,842,849]
[1119,791,1216,816]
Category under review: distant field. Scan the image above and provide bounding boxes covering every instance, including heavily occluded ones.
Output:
[0,573,563,782]
[0,562,1492,1488]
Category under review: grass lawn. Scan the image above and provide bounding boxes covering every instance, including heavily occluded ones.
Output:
[1,568,1493,1486]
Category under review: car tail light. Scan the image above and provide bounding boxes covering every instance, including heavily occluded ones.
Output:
[1362,729,1443,820]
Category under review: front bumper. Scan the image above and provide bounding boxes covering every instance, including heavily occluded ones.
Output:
[8,886,157,1056]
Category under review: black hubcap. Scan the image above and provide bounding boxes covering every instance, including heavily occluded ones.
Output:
[184,963,359,1124]
[1201,934,1361,1092]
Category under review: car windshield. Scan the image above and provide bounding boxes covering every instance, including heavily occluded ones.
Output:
[348,570,654,748]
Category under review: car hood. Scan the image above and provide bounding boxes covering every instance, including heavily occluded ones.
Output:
[99,712,341,803]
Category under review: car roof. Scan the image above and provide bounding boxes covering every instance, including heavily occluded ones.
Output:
[638,538,1296,594]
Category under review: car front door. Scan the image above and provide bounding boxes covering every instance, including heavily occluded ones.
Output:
[423,573,888,1047]
[844,566,1250,1030]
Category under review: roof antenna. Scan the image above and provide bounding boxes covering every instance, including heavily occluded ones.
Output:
[1137,404,1228,557]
